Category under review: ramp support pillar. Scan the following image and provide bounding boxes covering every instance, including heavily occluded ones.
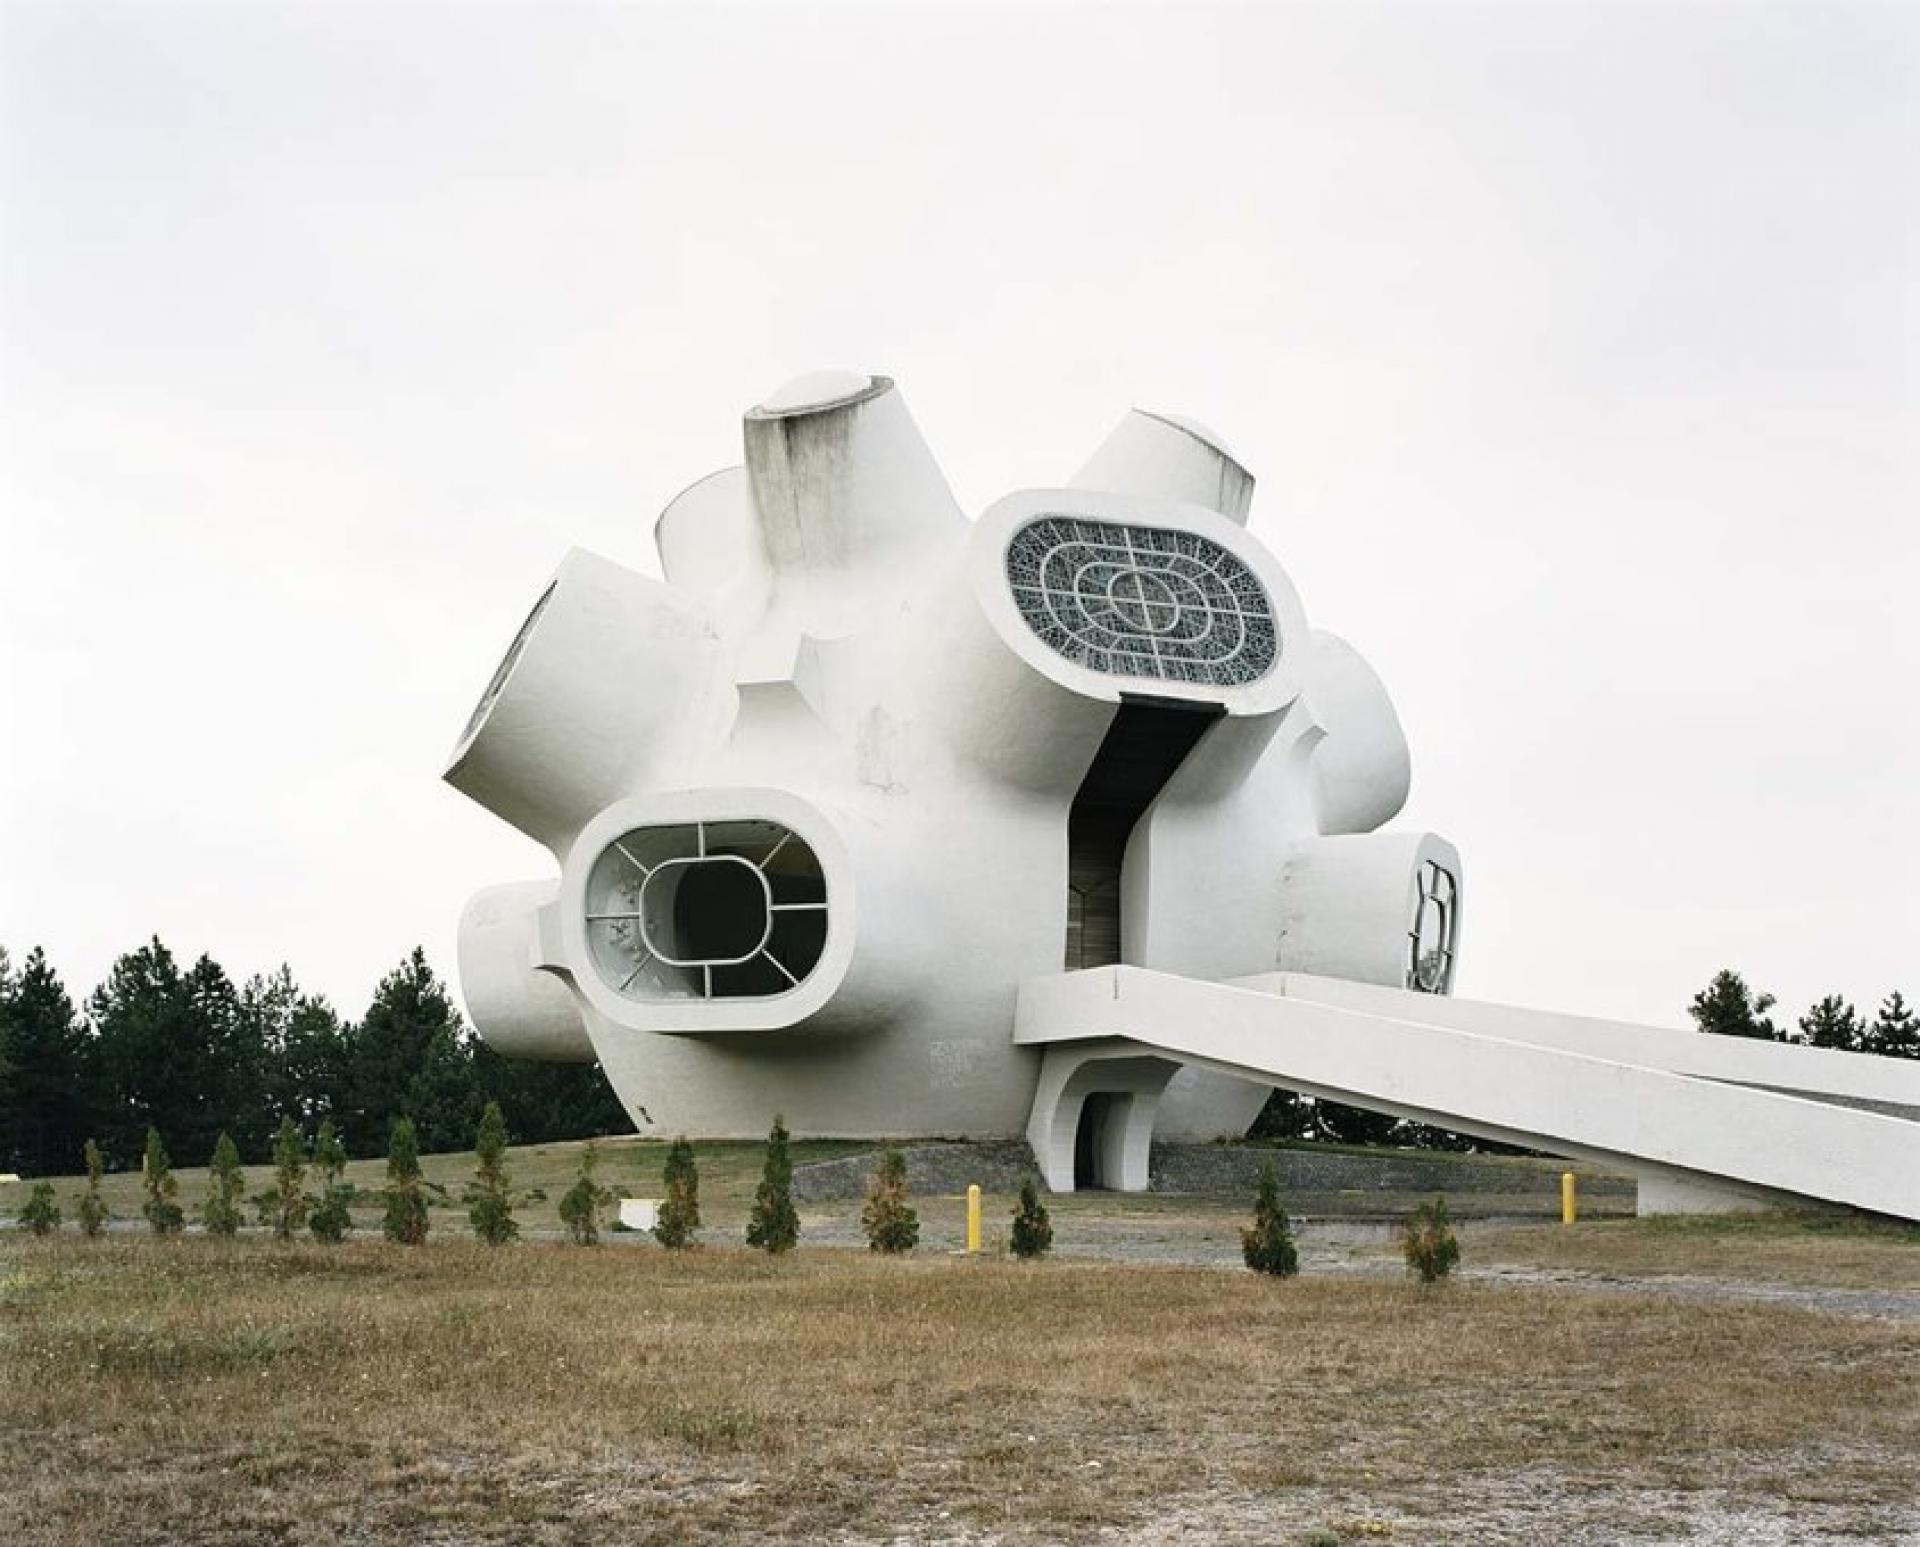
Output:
[1635,1166,1790,1217]
[1026,1041,1181,1193]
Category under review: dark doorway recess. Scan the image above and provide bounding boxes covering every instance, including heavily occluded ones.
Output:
[1074,1092,1117,1189]
[1064,696,1223,970]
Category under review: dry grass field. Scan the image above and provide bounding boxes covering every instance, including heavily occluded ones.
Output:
[3,1219,1918,1546]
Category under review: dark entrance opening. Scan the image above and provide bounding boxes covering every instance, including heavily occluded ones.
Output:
[1074,1092,1118,1190]
[1064,696,1224,969]
[671,859,769,962]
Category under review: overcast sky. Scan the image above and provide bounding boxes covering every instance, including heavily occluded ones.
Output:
[2,0,1914,1035]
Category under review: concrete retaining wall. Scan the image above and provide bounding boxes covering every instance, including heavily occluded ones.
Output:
[793,1139,1636,1212]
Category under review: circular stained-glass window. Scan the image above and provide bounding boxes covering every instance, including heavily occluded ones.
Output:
[1004,517,1278,687]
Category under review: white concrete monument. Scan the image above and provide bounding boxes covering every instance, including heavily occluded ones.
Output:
[448,372,1920,1221]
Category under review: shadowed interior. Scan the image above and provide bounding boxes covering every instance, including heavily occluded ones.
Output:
[1064,696,1223,970]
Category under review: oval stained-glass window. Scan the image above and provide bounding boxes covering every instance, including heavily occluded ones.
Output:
[1004,517,1278,687]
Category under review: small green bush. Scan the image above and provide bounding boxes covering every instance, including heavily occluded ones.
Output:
[1241,1160,1299,1276]
[266,1118,308,1241]
[558,1142,609,1247]
[200,1132,245,1238]
[745,1115,799,1254]
[1009,1177,1053,1260]
[308,1118,353,1243]
[141,1128,184,1236]
[467,1102,518,1246]
[861,1148,919,1254]
[1403,1196,1461,1284]
[653,1137,700,1249]
[21,1181,62,1237]
[383,1117,429,1246]
[74,1139,109,1239]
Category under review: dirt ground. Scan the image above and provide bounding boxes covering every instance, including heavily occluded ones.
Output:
[2,1206,1916,1546]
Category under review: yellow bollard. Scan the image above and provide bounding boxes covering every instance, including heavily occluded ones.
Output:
[966,1183,982,1254]
[1561,1171,1577,1226]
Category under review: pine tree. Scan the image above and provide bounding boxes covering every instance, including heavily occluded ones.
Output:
[200,1131,245,1238]
[75,1138,110,1239]
[653,1137,701,1249]
[1867,992,1919,1060]
[1240,1160,1298,1276]
[861,1148,920,1254]
[1797,995,1866,1052]
[745,1115,800,1253]
[243,968,351,1139]
[383,1116,429,1245]
[1009,1177,1053,1260]
[309,1118,352,1242]
[20,1181,61,1237]
[558,1142,608,1246]
[261,1117,309,1240]
[467,1101,518,1245]
[348,950,476,1156]
[1688,969,1782,1041]
[1403,1196,1461,1285]
[92,942,259,1168]
[0,948,95,1179]
[141,1127,183,1235]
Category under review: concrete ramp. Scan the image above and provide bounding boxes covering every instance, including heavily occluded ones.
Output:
[1016,968,1920,1220]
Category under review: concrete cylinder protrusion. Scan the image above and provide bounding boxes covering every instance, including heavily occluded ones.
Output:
[742,373,966,639]
[457,880,595,1063]
[653,466,773,639]
[1302,631,1412,836]
[443,547,725,851]
[1277,831,1463,994]
[1069,409,1255,523]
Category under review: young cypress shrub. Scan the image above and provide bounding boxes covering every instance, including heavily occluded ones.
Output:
[1403,1196,1461,1285]
[200,1132,246,1238]
[467,1101,518,1246]
[745,1114,799,1254]
[308,1118,353,1243]
[75,1139,110,1239]
[558,1141,608,1246]
[266,1117,309,1241]
[141,1127,184,1235]
[861,1148,920,1254]
[20,1182,62,1237]
[1009,1177,1054,1260]
[652,1137,701,1249]
[1240,1160,1299,1277]
[383,1116,429,1245]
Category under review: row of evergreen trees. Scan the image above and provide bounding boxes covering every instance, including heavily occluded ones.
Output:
[18,1103,1465,1285]
[14,1106,1062,1262]
[1688,971,1918,1055]
[18,1109,484,1245]
[0,941,627,1178]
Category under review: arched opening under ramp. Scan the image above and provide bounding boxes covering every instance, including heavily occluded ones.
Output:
[1027,1044,1182,1193]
